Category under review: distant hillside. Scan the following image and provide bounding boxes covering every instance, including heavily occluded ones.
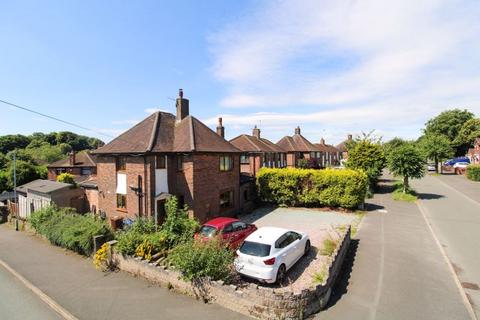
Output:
[0,132,104,192]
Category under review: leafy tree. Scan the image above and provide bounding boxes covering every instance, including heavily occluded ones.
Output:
[383,137,412,158]
[0,134,31,154]
[57,173,75,184]
[0,171,8,191]
[424,109,474,155]
[454,118,480,149]
[5,160,41,187]
[418,134,454,173]
[6,149,35,163]
[388,145,425,193]
[26,143,65,163]
[346,139,386,189]
[0,153,7,169]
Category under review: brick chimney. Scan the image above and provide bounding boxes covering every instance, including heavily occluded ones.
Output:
[69,152,76,166]
[320,137,325,145]
[216,117,225,138]
[294,126,301,135]
[252,125,261,139]
[347,134,353,140]
[176,89,189,121]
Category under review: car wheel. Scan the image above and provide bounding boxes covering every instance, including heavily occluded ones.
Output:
[304,240,311,256]
[276,264,286,285]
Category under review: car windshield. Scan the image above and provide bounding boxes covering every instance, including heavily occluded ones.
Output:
[239,241,271,257]
[199,225,218,238]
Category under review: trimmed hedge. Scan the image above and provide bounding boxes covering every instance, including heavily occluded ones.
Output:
[466,164,480,181]
[29,205,113,255]
[257,168,368,209]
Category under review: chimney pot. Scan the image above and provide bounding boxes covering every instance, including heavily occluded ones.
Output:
[216,117,225,138]
[320,138,325,145]
[176,89,189,121]
[252,125,261,139]
[295,126,301,135]
[348,134,353,140]
[69,152,76,166]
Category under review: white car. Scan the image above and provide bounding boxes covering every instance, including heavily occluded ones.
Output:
[234,227,310,284]
[427,163,436,171]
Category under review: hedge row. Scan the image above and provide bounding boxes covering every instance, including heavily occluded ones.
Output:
[29,205,113,255]
[257,168,368,209]
[466,164,480,181]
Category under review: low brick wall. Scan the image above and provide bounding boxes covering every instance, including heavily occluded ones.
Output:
[111,226,351,320]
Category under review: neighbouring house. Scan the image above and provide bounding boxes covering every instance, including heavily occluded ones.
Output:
[315,138,342,167]
[0,191,16,206]
[276,127,322,168]
[14,179,84,219]
[92,89,241,225]
[229,124,287,176]
[47,151,97,182]
[467,137,480,165]
[336,134,353,161]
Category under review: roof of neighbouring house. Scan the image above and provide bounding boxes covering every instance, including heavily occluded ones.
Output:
[93,112,240,154]
[276,134,320,152]
[48,152,96,168]
[0,191,16,202]
[315,142,340,153]
[15,179,72,195]
[230,134,285,153]
[336,138,353,153]
[79,176,98,189]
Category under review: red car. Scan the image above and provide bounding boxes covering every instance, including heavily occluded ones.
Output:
[195,217,257,249]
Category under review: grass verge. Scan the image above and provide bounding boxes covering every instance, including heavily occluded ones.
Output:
[392,181,418,202]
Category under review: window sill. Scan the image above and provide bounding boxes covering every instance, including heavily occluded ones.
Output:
[116,208,128,213]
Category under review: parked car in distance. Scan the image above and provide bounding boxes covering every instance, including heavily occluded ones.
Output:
[427,163,436,171]
[444,157,470,166]
[195,217,257,249]
[234,227,310,284]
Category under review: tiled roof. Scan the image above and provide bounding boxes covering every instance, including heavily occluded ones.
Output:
[230,134,285,153]
[48,152,96,168]
[315,142,340,153]
[93,112,240,154]
[336,140,350,152]
[276,134,320,152]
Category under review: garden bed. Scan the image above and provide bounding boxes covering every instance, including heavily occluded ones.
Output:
[108,225,351,320]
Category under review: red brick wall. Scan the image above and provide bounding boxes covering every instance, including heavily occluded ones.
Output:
[84,188,99,213]
[240,154,262,176]
[192,154,240,223]
[287,153,296,167]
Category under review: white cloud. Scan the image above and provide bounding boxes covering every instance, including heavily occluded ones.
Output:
[209,0,480,139]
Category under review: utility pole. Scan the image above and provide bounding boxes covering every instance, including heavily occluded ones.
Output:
[13,150,18,231]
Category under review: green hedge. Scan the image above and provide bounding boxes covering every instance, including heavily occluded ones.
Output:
[29,205,112,255]
[466,164,480,181]
[257,168,368,209]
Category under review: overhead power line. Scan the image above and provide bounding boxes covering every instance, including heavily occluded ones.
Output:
[0,99,117,139]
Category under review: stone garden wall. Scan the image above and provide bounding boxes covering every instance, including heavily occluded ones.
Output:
[110,226,351,320]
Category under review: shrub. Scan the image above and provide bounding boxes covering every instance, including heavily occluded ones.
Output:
[56,172,76,185]
[467,164,480,181]
[115,197,198,257]
[29,205,112,255]
[256,168,368,209]
[312,269,328,285]
[168,238,235,281]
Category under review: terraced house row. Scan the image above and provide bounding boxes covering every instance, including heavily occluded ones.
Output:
[76,90,352,226]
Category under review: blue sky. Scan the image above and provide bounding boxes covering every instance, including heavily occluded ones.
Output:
[1,0,480,145]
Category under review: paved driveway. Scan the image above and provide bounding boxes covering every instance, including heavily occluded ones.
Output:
[413,174,480,318]
[241,207,357,247]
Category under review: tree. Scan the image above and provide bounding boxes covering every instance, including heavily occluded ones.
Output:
[418,134,454,173]
[0,153,7,169]
[0,171,8,191]
[424,109,474,155]
[5,160,41,187]
[346,139,386,189]
[388,145,425,193]
[383,137,412,158]
[0,134,31,154]
[454,118,480,149]
[57,173,76,184]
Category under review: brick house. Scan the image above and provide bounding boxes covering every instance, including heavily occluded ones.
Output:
[93,90,241,224]
[336,134,353,161]
[47,152,97,182]
[467,137,480,165]
[229,125,287,176]
[276,127,322,168]
[315,138,342,167]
